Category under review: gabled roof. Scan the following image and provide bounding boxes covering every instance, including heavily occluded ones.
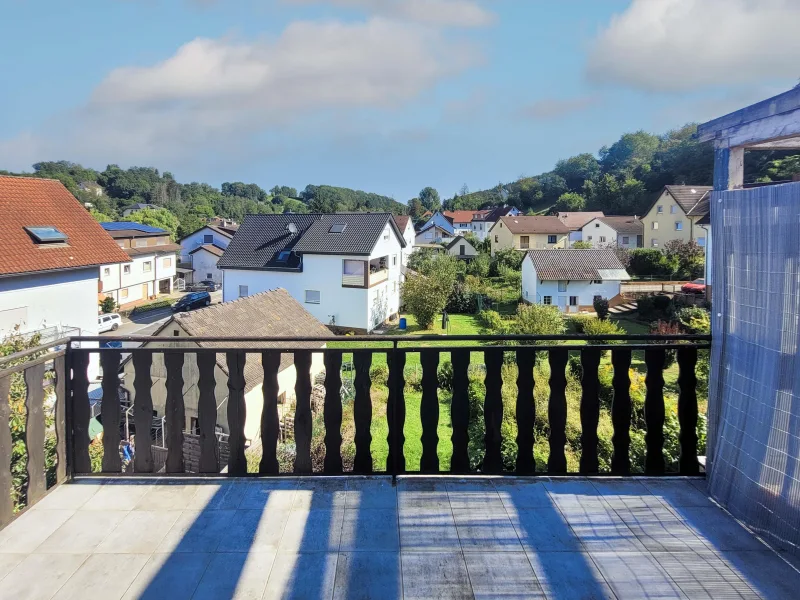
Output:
[526,249,630,281]
[445,235,476,251]
[483,206,518,222]
[179,224,236,243]
[218,212,405,271]
[393,215,411,232]
[558,211,605,230]
[125,243,181,257]
[494,215,570,235]
[189,244,225,257]
[0,176,131,276]
[419,212,456,235]
[661,185,713,215]
[686,193,710,217]
[593,216,643,235]
[444,210,480,224]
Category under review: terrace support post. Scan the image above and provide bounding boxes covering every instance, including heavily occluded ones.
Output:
[713,144,744,191]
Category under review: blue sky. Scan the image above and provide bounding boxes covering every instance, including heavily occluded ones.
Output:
[1,0,798,200]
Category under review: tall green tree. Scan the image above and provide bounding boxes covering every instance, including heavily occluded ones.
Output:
[553,153,601,192]
[121,207,180,240]
[419,187,441,212]
[553,192,587,212]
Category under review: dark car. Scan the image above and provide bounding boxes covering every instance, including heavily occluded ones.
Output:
[172,291,212,312]
[190,280,219,292]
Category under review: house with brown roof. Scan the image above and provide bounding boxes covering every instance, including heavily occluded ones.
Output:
[642,185,712,249]
[581,216,643,249]
[0,176,131,376]
[522,249,630,313]
[179,224,238,286]
[121,288,330,444]
[556,211,605,245]
[469,206,520,241]
[99,223,182,307]
[392,215,416,267]
[489,215,570,256]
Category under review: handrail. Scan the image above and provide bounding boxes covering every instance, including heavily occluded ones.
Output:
[0,337,70,367]
[0,349,66,377]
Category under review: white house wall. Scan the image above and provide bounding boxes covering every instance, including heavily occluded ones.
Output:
[101,253,176,305]
[191,249,224,285]
[581,220,617,247]
[522,259,621,312]
[180,227,232,262]
[470,220,493,241]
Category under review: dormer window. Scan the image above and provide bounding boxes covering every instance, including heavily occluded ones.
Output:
[25,226,67,245]
[277,251,290,262]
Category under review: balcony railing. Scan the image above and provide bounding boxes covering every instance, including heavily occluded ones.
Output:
[0,333,710,518]
[369,268,389,286]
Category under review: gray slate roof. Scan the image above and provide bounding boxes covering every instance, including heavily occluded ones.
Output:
[664,185,712,214]
[445,235,475,251]
[526,249,629,281]
[596,216,643,235]
[218,213,404,271]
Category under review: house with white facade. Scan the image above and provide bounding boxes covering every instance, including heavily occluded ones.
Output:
[416,212,455,245]
[445,236,479,260]
[99,223,181,308]
[392,215,416,266]
[0,176,131,378]
[179,224,238,285]
[557,211,605,245]
[470,206,521,241]
[581,216,643,249]
[522,249,630,313]
[120,288,329,444]
[443,210,480,236]
[219,213,406,332]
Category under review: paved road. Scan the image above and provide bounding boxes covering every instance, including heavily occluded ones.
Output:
[101,291,222,339]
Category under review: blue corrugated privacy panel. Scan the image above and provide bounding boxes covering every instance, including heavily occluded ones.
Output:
[100,222,166,233]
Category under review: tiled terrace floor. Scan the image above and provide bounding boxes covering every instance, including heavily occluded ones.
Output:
[0,476,798,599]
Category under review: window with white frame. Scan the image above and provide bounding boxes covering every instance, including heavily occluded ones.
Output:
[651,238,659,247]
[670,205,677,214]
[657,205,663,213]
[599,236,606,243]
[305,290,321,304]
[543,296,552,305]
[120,288,129,299]
[143,261,152,273]
[238,285,248,298]
[652,222,659,230]
[103,267,110,276]
[622,236,629,245]
[548,235,557,244]
[123,265,131,275]
[675,221,683,231]
[558,281,567,292]
[163,257,172,267]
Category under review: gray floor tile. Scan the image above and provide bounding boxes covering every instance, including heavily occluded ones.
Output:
[563,505,645,553]
[399,510,461,552]
[463,551,545,599]
[589,551,685,599]
[677,506,768,552]
[263,552,338,600]
[35,510,127,554]
[452,508,523,552]
[279,509,344,553]
[31,483,100,511]
[724,550,800,600]
[398,479,451,513]
[52,553,150,600]
[402,552,472,600]
[543,478,601,507]
[192,552,275,600]
[643,479,713,508]
[493,479,553,510]
[0,509,74,553]
[293,480,347,511]
[590,479,664,509]
[447,479,505,510]
[0,553,25,581]
[334,552,402,600]
[238,480,298,511]
[526,551,616,600]
[188,482,247,510]
[345,477,397,509]
[216,508,291,553]
[121,552,212,600]
[339,508,399,552]
[156,509,237,553]
[614,506,708,552]
[134,483,201,510]
[506,507,583,552]
[652,551,760,599]
[95,510,182,553]
[0,553,87,600]
[82,481,152,511]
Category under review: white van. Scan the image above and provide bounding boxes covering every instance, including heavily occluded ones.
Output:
[98,313,122,333]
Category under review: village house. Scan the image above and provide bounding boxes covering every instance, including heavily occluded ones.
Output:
[642,185,711,249]
[557,211,605,245]
[219,212,406,332]
[470,206,521,241]
[581,216,643,249]
[392,215,416,266]
[489,215,569,255]
[522,248,630,313]
[178,223,239,285]
[415,211,455,245]
[445,235,479,260]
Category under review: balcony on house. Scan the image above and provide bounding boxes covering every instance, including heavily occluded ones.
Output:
[1,332,799,599]
[342,257,388,288]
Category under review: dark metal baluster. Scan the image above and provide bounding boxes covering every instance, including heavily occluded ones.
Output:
[353,351,373,474]
[611,348,632,475]
[483,348,503,474]
[0,376,13,526]
[54,356,67,483]
[644,347,666,475]
[515,348,535,475]
[548,348,569,474]
[71,351,91,473]
[677,347,699,475]
[164,352,185,473]
[387,350,406,475]
[450,349,470,474]
[324,351,343,474]
[133,351,154,473]
[197,352,218,473]
[24,363,46,503]
[260,351,281,474]
[579,347,601,474]
[420,349,439,473]
[226,351,247,475]
[293,351,313,474]
[100,351,121,473]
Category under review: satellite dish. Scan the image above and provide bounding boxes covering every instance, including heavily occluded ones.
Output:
[286,223,297,234]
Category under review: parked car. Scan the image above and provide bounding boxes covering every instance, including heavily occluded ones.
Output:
[191,280,219,292]
[681,278,706,294]
[172,291,212,312]
[98,313,122,333]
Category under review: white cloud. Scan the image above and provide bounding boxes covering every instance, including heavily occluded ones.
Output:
[587,0,800,92]
[0,17,480,170]
[283,0,495,28]
[519,96,599,120]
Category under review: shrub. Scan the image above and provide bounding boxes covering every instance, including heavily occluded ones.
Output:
[676,307,710,334]
[402,255,459,328]
[650,320,680,369]
[629,249,671,279]
[582,318,624,357]
[567,315,594,333]
[467,254,490,278]
[370,364,389,387]
[593,297,609,320]
[515,303,566,344]
[100,296,116,314]
[478,309,505,333]
[437,361,454,391]
[446,281,477,314]
[490,248,523,275]
[637,295,675,322]
[404,367,422,392]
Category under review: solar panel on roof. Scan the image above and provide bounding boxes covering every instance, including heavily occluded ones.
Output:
[329,223,347,233]
[100,222,165,233]
[24,226,68,243]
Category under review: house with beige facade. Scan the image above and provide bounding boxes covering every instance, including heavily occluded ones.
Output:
[641,185,711,249]
[489,216,569,256]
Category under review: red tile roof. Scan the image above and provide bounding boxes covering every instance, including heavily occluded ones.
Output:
[444,210,481,223]
[393,215,411,231]
[0,176,131,276]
